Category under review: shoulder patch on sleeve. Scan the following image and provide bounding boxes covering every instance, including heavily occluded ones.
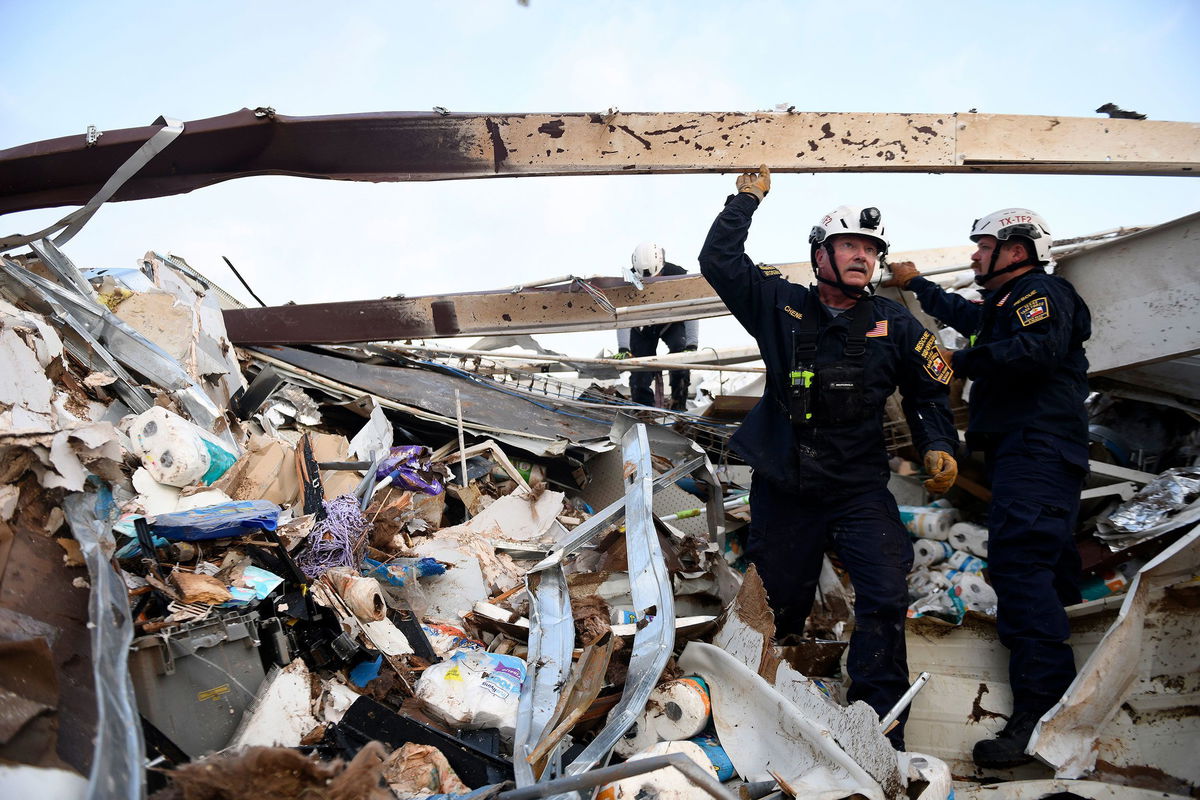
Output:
[757,263,781,277]
[1015,295,1051,327]
[914,330,953,384]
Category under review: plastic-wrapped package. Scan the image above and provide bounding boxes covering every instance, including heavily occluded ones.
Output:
[908,590,964,623]
[375,445,444,495]
[125,406,236,487]
[897,505,960,539]
[414,650,526,739]
[1106,467,1200,533]
[912,538,953,568]
[946,550,986,574]
[951,572,997,614]
[947,521,989,558]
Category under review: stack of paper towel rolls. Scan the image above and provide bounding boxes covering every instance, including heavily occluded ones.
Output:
[898,505,960,539]
[948,521,989,558]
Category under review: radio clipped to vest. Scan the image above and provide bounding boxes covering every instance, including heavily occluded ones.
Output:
[789,297,874,429]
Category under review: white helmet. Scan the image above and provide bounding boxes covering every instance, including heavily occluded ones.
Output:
[808,205,889,254]
[631,241,665,279]
[970,208,1052,264]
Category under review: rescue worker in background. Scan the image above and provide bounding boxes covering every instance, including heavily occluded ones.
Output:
[615,241,698,410]
[888,209,1091,768]
[699,165,959,750]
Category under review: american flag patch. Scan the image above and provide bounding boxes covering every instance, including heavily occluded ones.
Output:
[865,319,889,337]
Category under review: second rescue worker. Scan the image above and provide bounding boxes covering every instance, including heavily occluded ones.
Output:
[698,165,959,749]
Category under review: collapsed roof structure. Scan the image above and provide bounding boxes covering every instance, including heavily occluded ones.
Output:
[0,109,1197,800]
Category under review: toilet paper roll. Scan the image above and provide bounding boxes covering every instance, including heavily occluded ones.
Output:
[898,505,960,540]
[912,538,953,568]
[952,572,998,613]
[598,741,712,800]
[648,676,711,741]
[948,522,989,558]
[327,569,387,621]
[612,707,658,757]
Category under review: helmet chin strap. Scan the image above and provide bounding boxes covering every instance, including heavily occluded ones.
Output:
[975,242,1036,287]
[815,243,874,301]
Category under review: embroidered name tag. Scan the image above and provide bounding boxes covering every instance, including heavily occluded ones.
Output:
[783,305,803,320]
[1016,296,1050,327]
[758,263,781,277]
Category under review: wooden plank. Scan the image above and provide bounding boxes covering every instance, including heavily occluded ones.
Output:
[3,110,1197,215]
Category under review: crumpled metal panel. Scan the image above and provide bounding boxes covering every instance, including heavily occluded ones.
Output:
[1055,210,1200,400]
[1,256,153,414]
[512,568,572,786]
[0,258,232,444]
[256,345,614,446]
[564,423,675,774]
[1032,524,1200,788]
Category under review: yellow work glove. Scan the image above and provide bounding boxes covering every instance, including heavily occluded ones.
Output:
[613,349,632,360]
[923,450,958,494]
[736,164,771,201]
[883,260,921,289]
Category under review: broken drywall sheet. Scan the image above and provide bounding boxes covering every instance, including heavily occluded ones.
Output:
[142,253,247,404]
[463,489,565,547]
[410,543,489,626]
[772,662,904,797]
[418,530,523,596]
[0,324,56,431]
[678,641,887,800]
[1032,524,1200,781]
[230,659,319,749]
[710,563,775,677]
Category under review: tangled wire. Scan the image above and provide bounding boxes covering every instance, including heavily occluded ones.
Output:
[294,494,372,579]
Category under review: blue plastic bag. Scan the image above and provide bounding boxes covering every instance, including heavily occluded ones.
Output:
[148,500,281,541]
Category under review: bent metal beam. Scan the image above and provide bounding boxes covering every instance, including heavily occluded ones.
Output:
[222,245,975,345]
[1,109,1197,214]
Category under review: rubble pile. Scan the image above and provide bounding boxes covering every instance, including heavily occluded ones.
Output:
[0,245,1197,799]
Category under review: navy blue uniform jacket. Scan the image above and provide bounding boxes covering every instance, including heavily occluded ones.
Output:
[908,270,1091,450]
[699,193,958,498]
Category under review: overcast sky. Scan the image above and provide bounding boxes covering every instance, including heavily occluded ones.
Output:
[2,0,1198,357]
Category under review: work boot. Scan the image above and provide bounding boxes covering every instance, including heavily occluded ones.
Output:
[972,710,1041,769]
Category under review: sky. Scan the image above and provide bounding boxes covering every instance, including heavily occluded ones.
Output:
[2,0,1198,359]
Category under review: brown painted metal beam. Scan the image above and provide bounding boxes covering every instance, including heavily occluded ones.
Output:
[3,109,1197,215]
[223,245,977,345]
[224,273,722,344]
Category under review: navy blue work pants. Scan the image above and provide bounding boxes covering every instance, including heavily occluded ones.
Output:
[984,429,1085,717]
[629,323,690,408]
[745,476,914,747]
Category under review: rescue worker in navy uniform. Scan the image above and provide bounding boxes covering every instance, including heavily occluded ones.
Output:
[699,165,959,750]
[888,208,1091,768]
[615,241,699,410]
